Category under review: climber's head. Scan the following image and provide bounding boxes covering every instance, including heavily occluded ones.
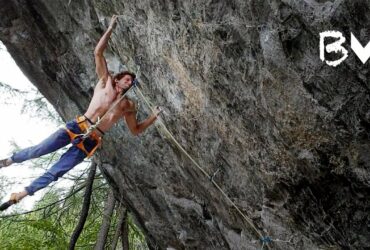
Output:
[113,71,136,93]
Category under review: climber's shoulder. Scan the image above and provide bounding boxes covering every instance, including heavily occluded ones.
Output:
[121,97,136,112]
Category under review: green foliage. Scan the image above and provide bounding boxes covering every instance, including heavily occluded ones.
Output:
[0,81,27,96]
[128,213,149,249]
[0,81,62,125]
[0,175,148,250]
[21,96,63,125]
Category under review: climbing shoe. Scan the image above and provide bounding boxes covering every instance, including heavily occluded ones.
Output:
[0,158,12,169]
[0,200,14,211]
[0,193,20,211]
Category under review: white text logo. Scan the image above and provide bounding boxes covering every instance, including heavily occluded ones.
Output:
[320,31,370,67]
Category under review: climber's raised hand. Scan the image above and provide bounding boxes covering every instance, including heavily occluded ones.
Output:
[153,106,163,118]
[109,15,118,30]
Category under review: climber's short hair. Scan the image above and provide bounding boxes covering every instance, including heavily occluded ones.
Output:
[113,71,136,83]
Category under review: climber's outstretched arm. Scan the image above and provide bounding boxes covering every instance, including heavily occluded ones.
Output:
[94,15,118,84]
[124,103,162,136]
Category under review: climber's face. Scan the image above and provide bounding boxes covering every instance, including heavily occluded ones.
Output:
[115,74,134,93]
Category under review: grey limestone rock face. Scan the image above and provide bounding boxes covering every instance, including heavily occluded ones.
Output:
[0,0,369,249]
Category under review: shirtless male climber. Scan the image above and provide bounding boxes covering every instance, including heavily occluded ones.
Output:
[0,15,161,207]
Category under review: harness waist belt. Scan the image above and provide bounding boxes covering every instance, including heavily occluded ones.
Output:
[82,115,105,136]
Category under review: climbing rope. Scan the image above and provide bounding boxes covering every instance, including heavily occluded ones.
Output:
[134,85,272,249]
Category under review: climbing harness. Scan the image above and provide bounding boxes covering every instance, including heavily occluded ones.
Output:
[69,78,139,157]
[83,115,105,135]
[135,85,274,249]
[66,115,103,158]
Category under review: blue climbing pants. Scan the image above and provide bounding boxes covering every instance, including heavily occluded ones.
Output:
[11,118,100,195]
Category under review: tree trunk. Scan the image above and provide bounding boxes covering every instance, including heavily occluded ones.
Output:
[110,205,126,250]
[69,162,97,250]
[94,189,116,250]
[120,209,129,250]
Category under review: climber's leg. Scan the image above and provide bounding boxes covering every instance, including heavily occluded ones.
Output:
[24,145,87,197]
[10,128,71,164]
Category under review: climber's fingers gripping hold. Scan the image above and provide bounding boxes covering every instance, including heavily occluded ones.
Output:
[153,106,163,118]
[109,15,118,30]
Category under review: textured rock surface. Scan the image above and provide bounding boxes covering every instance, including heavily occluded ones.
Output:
[1,0,369,249]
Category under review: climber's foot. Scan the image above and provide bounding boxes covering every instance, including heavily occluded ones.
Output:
[0,192,25,211]
[0,158,13,169]
[10,192,22,203]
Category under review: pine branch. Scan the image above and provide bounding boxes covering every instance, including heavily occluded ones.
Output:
[0,183,105,219]
[0,184,85,219]
[0,81,28,96]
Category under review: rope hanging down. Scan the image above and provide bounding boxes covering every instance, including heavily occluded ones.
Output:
[134,85,272,249]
